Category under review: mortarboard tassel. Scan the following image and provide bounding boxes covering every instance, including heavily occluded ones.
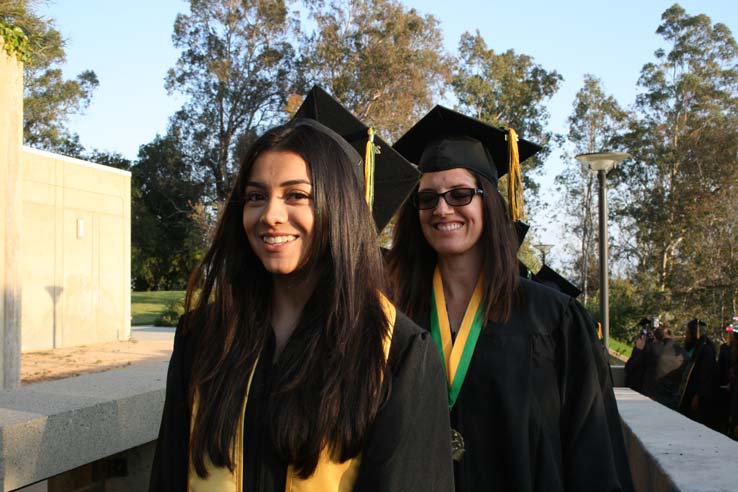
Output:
[364,127,378,210]
[507,128,524,222]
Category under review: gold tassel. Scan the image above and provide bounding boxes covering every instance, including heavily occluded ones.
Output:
[597,322,603,340]
[507,128,524,221]
[364,127,378,210]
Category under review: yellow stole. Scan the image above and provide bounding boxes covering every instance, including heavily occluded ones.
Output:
[188,297,397,492]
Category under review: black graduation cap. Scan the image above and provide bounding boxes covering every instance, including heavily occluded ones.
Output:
[518,260,532,279]
[514,220,529,248]
[533,264,582,298]
[687,318,707,338]
[392,105,542,187]
[293,86,420,232]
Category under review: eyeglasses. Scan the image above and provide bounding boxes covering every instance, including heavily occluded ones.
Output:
[413,188,484,210]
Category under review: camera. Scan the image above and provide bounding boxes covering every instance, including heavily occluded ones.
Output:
[638,315,659,342]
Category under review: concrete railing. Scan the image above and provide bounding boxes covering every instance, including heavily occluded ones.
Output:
[1,366,737,491]
[0,362,166,491]
[616,387,737,492]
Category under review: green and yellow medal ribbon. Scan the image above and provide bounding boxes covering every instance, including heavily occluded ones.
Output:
[430,266,484,409]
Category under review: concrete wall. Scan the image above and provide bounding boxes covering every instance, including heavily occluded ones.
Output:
[1,39,24,389]
[0,362,165,491]
[617,388,738,492]
[2,367,738,491]
[20,148,131,351]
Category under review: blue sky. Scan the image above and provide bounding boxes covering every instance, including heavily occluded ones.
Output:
[39,0,738,264]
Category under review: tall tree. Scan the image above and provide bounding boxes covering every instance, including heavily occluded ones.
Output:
[166,0,297,203]
[300,0,451,139]
[555,75,627,305]
[453,30,562,198]
[131,134,208,291]
[615,4,738,325]
[0,0,98,152]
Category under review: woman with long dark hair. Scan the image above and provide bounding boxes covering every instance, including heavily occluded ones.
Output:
[150,110,453,491]
[386,106,633,492]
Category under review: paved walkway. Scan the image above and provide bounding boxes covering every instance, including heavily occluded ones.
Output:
[20,327,626,385]
[20,326,175,384]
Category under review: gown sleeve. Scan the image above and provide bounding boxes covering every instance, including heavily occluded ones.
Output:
[560,300,634,492]
[149,317,191,492]
[355,315,454,492]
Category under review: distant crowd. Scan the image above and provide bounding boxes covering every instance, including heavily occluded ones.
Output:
[625,317,738,438]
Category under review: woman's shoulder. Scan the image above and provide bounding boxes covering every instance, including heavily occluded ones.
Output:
[172,306,211,364]
[386,309,437,371]
[517,276,572,307]
[512,278,593,337]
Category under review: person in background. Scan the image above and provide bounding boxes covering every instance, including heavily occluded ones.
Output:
[625,318,655,394]
[626,325,689,410]
[679,318,718,427]
[716,323,738,435]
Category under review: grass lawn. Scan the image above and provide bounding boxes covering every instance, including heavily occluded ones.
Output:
[609,337,633,360]
[131,291,185,325]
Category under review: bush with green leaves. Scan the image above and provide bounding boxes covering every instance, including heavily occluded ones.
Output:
[156,298,185,327]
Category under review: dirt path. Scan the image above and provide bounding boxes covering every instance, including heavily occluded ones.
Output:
[21,333,173,384]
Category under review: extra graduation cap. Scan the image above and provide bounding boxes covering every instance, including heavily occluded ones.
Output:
[533,264,582,298]
[393,105,542,221]
[293,86,420,232]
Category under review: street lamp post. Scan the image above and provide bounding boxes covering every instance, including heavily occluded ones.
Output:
[534,243,554,266]
[574,152,630,350]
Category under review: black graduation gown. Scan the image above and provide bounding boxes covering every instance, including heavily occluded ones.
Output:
[149,310,454,492]
[680,336,718,425]
[417,278,633,492]
[715,344,733,432]
[626,339,687,409]
[624,344,650,394]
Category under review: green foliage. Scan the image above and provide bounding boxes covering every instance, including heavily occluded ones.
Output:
[166,0,296,202]
[585,277,643,343]
[0,18,30,61]
[131,134,209,291]
[613,4,738,327]
[609,338,633,360]
[131,290,186,325]
[84,149,131,171]
[452,30,563,200]
[555,75,628,305]
[301,0,452,140]
[1,0,99,152]
[156,298,186,327]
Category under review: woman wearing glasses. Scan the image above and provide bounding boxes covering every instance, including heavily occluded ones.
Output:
[386,106,633,492]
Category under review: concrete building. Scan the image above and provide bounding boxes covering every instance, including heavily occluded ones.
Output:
[1,36,131,390]
[21,148,131,351]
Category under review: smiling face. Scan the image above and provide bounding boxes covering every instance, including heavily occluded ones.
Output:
[242,150,315,276]
[418,168,484,259]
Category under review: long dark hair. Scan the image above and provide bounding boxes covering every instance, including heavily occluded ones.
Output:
[386,172,519,324]
[185,122,389,478]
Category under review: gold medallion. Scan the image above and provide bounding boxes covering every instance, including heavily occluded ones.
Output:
[451,428,465,462]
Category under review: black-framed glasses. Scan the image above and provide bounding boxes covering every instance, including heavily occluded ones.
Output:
[413,188,484,210]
